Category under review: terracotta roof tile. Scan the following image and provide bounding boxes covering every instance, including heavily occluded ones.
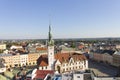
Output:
[36,47,47,51]
[37,55,48,66]
[37,52,87,66]
[35,70,54,79]
[55,53,87,63]
[39,61,48,66]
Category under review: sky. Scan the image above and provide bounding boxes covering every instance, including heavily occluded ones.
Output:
[0,0,120,39]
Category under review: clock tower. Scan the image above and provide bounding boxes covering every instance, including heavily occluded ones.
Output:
[48,25,54,70]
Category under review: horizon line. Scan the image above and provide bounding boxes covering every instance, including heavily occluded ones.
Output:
[0,37,120,40]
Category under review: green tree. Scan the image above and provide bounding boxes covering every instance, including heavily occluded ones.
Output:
[71,42,75,48]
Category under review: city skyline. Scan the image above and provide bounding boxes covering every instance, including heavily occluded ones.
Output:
[0,0,120,39]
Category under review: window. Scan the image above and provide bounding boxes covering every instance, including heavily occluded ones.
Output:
[77,76,80,78]
[66,68,68,71]
[63,69,65,72]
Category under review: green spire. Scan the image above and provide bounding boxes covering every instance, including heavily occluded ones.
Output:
[48,25,54,46]
[49,25,51,41]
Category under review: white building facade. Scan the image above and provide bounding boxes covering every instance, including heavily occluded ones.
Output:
[20,54,28,66]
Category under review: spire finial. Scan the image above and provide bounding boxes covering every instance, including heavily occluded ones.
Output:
[49,25,51,33]
[49,14,51,27]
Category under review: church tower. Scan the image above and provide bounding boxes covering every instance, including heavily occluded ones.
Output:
[48,24,54,70]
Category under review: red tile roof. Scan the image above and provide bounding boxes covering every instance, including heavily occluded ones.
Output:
[55,53,87,63]
[35,70,54,79]
[37,55,48,66]
[36,47,47,51]
[39,61,48,66]
[37,52,87,66]
[55,53,70,63]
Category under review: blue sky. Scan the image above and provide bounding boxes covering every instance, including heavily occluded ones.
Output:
[0,0,120,39]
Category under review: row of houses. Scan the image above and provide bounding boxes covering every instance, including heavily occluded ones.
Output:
[89,49,120,67]
[0,52,44,68]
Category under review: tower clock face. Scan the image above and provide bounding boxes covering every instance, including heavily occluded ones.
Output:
[51,53,52,55]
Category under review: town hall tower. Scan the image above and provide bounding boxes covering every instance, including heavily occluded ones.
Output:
[47,25,54,70]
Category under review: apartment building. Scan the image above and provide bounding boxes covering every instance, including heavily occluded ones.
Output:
[0,54,13,68]
[28,53,40,65]
[12,53,20,67]
[19,54,28,66]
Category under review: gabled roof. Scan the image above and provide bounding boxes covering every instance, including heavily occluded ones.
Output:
[37,55,48,66]
[39,61,48,66]
[69,57,74,64]
[114,51,120,55]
